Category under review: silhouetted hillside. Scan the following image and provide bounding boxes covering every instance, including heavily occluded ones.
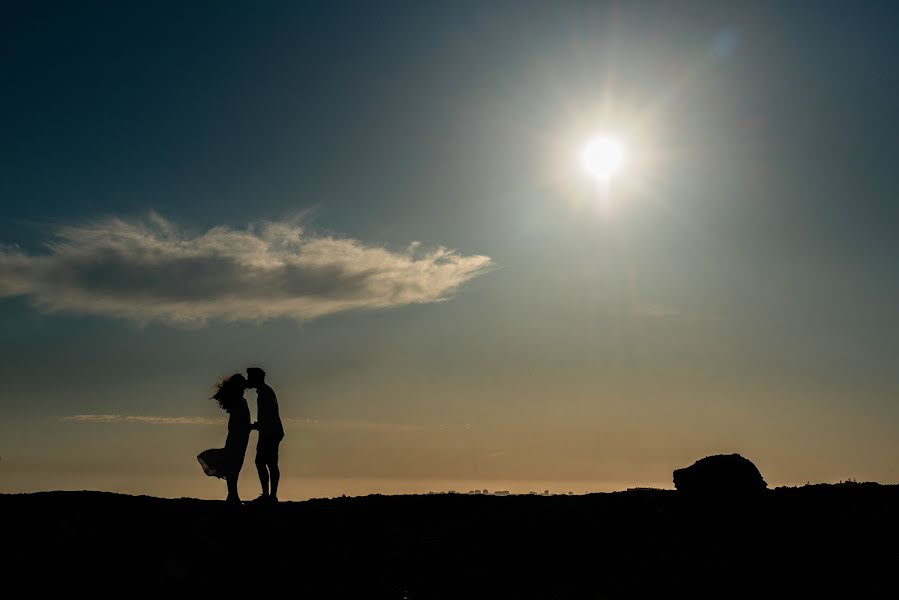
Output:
[4,485,898,595]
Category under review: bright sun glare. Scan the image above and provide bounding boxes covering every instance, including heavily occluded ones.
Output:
[580,135,625,183]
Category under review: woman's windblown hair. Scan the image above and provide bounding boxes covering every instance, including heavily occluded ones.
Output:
[212,373,247,411]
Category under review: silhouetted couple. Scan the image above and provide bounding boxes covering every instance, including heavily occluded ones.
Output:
[198,368,285,504]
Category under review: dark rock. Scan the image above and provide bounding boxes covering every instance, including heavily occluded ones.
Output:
[674,454,767,496]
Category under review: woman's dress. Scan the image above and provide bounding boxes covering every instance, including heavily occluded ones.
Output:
[197,398,251,479]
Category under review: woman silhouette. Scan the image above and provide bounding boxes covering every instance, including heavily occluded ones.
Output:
[197,373,251,504]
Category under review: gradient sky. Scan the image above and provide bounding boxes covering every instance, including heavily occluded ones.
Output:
[2,1,899,499]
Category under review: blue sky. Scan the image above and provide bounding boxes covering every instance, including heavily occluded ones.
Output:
[2,1,899,498]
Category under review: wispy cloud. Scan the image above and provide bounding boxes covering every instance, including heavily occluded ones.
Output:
[57,414,224,426]
[282,418,321,426]
[0,213,492,325]
[632,302,728,322]
[57,415,472,434]
[632,303,680,319]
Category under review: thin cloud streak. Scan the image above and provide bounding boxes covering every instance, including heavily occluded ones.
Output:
[632,303,681,319]
[57,415,224,426]
[631,302,729,322]
[0,213,493,325]
[57,415,476,434]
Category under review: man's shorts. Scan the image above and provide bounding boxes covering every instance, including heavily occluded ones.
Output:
[256,436,281,464]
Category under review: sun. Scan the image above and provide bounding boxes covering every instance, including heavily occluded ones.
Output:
[580,135,626,183]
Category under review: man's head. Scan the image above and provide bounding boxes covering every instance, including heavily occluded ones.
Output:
[247,367,266,388]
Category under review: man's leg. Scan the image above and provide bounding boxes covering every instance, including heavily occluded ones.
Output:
[255,454,270,497]
[269,439,281,501]
[226,474,240,503]
[268,460,280,501]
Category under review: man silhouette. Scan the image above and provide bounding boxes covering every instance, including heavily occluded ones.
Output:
[247,367,285,503]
